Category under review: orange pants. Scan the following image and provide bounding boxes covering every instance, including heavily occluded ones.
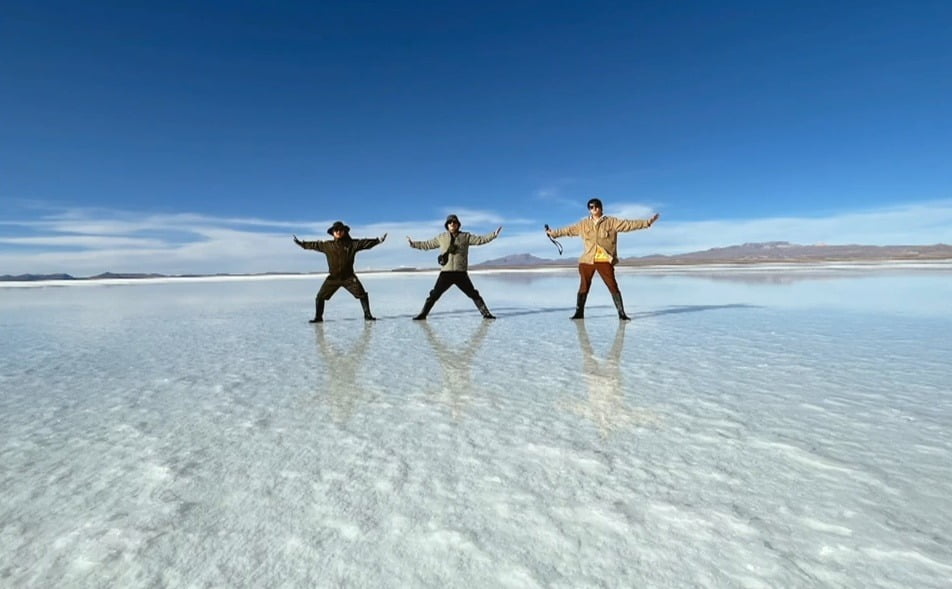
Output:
[578,262,619,294]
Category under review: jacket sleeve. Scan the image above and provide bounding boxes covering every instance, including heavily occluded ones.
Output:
[549,220,582,239]
[610,218,652,233]
[409,235,441,250]
[354,237,383,251]
[466,230,498,246]
[299,240,328,252]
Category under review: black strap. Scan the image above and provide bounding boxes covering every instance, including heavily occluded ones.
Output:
[544,224,563,255]
[438,232,458,266]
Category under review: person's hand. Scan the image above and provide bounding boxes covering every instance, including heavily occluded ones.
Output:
[545,227,553,237]
[494,226,503,237]
[647,213,660,227]
[379,233,388,243]
[292,234,303,246]
[406,236,413,245]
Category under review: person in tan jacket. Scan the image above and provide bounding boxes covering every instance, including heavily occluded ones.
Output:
[546,198,659,320]
[407,214,502,320]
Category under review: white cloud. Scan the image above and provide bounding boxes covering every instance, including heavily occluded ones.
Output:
[606,202,658,220]
[432,208,505,227]
[533,182,583,210]
[1,200,950,276]
[0,235,166,249]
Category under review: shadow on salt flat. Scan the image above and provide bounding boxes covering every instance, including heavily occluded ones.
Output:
[474,302,758,319]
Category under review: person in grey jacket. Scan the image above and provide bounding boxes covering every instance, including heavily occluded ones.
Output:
[407,214,502,320]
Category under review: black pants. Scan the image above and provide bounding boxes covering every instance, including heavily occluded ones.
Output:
[317,275,367,301]
[428,271,481,301]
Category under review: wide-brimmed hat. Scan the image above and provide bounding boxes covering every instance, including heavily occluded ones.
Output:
[327,221,351,235]
[444,214,461,229]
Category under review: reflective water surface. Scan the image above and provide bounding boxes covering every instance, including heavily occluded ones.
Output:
[2,267,950,587]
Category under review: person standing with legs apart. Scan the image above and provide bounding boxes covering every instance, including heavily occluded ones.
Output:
[546,198,659,320]
[293,221,387,323]
[407,214,502,320]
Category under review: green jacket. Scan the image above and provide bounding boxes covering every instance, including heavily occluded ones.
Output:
[299,237,382,278]
[549,216,652,265]
[409,230,498,271]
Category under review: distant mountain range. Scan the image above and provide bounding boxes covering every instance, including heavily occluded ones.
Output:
[474,242,952,268]
[3,242,951,281]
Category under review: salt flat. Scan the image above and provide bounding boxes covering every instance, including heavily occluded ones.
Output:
[1,267,950,587]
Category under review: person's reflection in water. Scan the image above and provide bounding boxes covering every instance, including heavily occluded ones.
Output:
[561,321,661,437]
[314,322,374,424]
[419,321,492,420]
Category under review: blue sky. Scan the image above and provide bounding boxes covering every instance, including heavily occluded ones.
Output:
[2,1,950,275]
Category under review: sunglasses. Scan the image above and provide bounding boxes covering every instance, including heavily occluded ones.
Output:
[588,204,601,209]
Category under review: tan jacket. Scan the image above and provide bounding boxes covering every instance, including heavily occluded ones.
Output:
[409,230,498,271]
[549,216,652,264]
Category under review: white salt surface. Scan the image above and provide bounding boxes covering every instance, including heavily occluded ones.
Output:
[1,268,950,587]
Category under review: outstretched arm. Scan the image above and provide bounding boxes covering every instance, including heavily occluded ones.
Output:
[468,226,502,246]
[293,234,326,251]
[408,235,441,250]
[612,213,660,233]
[547,220,582,239]
[354,234,387,250]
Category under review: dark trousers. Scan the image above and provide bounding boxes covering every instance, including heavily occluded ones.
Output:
[578,262,620,294]
[317,275,367,301]
[428,271,481,301]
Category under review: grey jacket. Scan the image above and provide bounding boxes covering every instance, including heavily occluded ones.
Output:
[409,230,498,271]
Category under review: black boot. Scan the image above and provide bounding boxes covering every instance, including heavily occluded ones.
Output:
[360,295,376,321]
[612,292,631,321]
[570,292,587,320]
[413,296,437,320]
[309,298,325,323]
[474,297,495,319]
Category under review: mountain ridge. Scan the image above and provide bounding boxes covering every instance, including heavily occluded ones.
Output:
[474,242,952,268]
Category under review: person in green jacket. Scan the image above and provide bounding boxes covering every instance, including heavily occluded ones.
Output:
[546,198,659,320]
[407,214,502,320]
[293,221,387,322]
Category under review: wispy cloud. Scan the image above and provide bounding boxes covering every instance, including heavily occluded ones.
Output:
[533,180,582,211]
[1,201,950,276]
[0,235,166,249]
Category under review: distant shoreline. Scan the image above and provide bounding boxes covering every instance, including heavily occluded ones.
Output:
[6,241,950,284]
[2,259,951,288]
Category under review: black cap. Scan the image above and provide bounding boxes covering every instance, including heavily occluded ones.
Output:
[444,214,461,230]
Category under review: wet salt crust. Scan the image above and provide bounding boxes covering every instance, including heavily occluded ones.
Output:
[1,267,950,587]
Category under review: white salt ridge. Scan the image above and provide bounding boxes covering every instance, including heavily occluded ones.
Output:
[1,270,950,587]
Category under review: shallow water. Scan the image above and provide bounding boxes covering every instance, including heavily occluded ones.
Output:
[2,267,950,587]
